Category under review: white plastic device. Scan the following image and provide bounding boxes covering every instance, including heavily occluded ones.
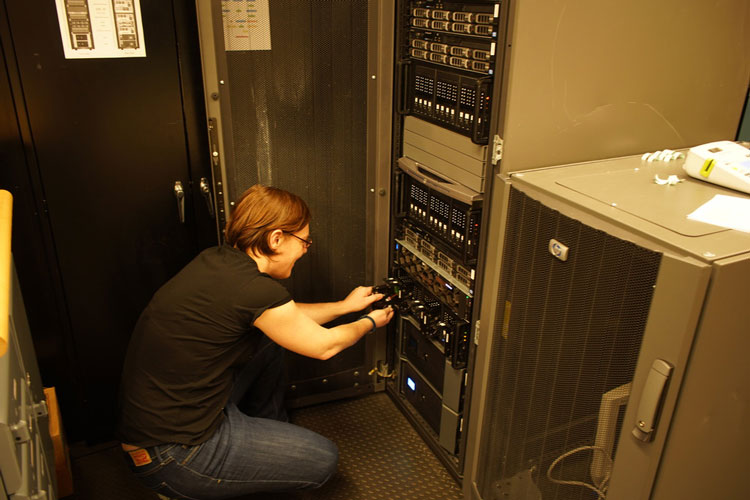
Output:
[683,140,750,195]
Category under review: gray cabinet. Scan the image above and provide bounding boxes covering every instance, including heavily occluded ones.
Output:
[1,250,56,500]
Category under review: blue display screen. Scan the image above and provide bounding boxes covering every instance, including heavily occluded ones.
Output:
[407,377,416,391]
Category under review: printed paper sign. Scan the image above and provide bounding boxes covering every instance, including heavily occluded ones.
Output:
[55,0,146,59]
[222,0,272,51]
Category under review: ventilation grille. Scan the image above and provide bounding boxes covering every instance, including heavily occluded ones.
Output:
[477,187,661,499]
[222,0,369,396]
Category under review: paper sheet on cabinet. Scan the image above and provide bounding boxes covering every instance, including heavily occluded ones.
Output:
[222,0,272,51]
[687,194,750,233]
[55,0,146,59]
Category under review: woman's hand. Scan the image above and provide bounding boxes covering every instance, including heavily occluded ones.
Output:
[368,305,395,329]
[341,286,384,314]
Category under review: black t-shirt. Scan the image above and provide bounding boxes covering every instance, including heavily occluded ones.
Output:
[116,245,291,447]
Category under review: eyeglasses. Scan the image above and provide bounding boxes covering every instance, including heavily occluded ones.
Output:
[284,231,312,249]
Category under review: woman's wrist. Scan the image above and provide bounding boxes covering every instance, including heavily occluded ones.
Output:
[358,314,377,334]
[339,298,357,317]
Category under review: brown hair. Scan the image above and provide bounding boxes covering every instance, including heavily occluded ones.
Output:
[224,184,311,256]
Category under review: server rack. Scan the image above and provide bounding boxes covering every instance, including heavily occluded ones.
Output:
[460,1,750,497]
[382,0,508,481]
[469,154,750,500]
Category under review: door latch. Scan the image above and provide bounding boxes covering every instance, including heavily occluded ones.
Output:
[632,359,673,442]
[174,181,185,223]
[200,177,214,217]
[492,135,504,165]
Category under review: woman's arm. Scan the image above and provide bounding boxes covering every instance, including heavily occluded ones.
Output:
[254,300,393,360]
[296,286,384,324]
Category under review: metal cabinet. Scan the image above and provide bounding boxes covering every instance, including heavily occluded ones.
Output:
[1,245,56,500]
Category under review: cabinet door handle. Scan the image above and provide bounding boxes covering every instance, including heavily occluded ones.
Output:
[200,177,214,217]
[631,359,673,442]
[174,181,185,223]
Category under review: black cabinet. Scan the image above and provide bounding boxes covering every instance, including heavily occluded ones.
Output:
[0,0,215,442]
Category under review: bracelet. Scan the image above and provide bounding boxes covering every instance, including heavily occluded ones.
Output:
[359,314,377,334]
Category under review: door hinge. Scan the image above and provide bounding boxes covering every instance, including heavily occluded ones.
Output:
[491,135,504,165]
[10,420,30,444]
[473,320,481,346]
[32,400,48,419]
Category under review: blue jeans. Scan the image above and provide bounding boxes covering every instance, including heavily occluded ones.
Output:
[123,338,338,499]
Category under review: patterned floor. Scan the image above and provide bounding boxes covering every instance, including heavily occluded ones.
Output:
[69,392,463,500]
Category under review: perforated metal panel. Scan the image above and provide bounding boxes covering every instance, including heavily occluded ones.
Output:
[476,187,661,499]
[218,1,370,400]
[223,0,369,300]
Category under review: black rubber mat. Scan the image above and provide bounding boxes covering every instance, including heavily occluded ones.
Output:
[69,392,463,500]
[263,391,464,500]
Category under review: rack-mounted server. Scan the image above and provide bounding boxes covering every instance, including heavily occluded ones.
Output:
[397,1,501,144]
[383,143,483,475]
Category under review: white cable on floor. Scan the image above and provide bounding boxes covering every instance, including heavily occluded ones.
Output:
[546,445,612,500]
